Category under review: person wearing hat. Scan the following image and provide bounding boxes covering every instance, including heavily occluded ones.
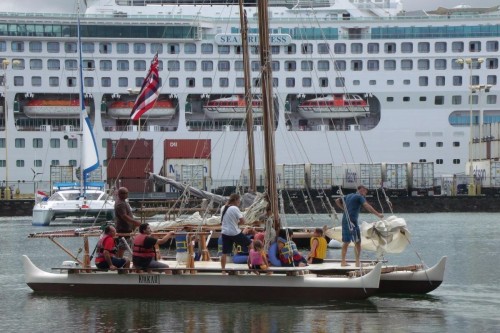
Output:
[335,185,384,267]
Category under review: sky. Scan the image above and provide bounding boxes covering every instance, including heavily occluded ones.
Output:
[0,0,499,13]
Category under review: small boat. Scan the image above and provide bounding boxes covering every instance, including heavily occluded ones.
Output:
[24,99,85,118]
[297,94,369,119]
[32,182,115,226]
[107,100,176,119]
[203,95,263,119]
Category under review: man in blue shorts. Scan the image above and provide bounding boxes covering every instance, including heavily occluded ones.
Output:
[220,193,252,270]
[335,185,383,267]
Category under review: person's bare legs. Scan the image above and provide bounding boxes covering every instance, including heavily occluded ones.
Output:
[221,253,227,273]
[341,242,350,266]
[354,241,361,267]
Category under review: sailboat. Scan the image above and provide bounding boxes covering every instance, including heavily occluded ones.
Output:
[31,3,114,226]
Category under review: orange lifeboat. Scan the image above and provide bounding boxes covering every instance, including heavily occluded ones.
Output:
[24,99,83,119]
[107,100,176,119]
[297,94,369,119]
[203,95,263,120]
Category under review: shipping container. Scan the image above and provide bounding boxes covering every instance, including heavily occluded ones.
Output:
[342,163,361,190]
[107,158,153,179]
[332,165,344,188]
[240,168,267,188]
[383,163,408,191]
[164,139,211,159]
[107,139,154,159]
[163,158,211,191]
[491,161,500,187]
[50,165,74,183]
[305,163,332,189]
[180,164,206,190]
[112,178,154,193]
[359,163,383,190]
[408,162,434,189]
[276,164,306,190]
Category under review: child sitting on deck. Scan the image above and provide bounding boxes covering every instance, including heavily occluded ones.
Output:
[247,240,271,275]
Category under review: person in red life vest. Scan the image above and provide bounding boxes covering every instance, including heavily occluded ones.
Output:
[114,187,141,258]
[132,223,175,271]
[307,227,328,264]
[95,225,129,270]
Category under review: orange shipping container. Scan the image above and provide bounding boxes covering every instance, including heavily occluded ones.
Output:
[164,139,211,159]
[107,139,154,159]
[107,158,153,179]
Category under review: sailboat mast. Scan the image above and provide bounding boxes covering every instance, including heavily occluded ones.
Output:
[257,0,279,231]
[238,4,256,192]
[77,0,85,197]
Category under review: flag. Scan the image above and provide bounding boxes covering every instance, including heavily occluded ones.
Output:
[130,53,160,121]
[35,190,49,204]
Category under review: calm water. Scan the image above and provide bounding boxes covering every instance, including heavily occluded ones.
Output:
[1,213,500,332]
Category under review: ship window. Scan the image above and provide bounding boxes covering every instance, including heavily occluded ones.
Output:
[469,41,481,52]
[186,78,195,88]
[387,80,394,85]
[49,77,59,87]
[168,60,180,71]
[419,96,426,101]
[452,96,462,105]
[51,160,60,166]
[31,76,41,86]
[436,159,443,164]
[13,76,23,86]
[367,60,379,71]
[203,78,212,87]
[32,138,43,148]
[317,60,329,71]
[402,142,410,147]
[436,142,443,147]
[453,76,462,86]
[0,139,4,148]
[453,142,460,147]
[34,160,42,167]
[15,138,25,148]
[217,45,230,55]
[0,41,6,52]
[82,42,94,53]
[318,43,329,54]
[486,58,498,69]
[47,59,60,70]
[271,61,280,71]
[435,96,444,105]
[219,78,228,87]
[101,77,111,87]
[118,77,128,87]
[285,61,296,71]
[286,78,295,87]
[369,80,376,85]
[334,43,346,54]
[201,60,213,72]
[451,59,463,70]
[453,159,460,164]
[387,97,394,102]
[84,77,94,87]
[436,76,445,86]
[67,77,76,87]
[117,60,129,71]
[252,78,261,87]
[333,77,344,87]
[418,42,430,53]
[403,97,410,102]
[435,59,447,70]
[351,60,362,71]
[401,42,413,53]
[471,95,478,104]
[151,43,163,54]
[47,42,59,53]
[30,59,42,70]
[67,139,77,148]
[301,61,313,71]
[185,61,197,72]
[384,60,396,71]
[418,60,429,70]
[169,43,180,54]
[271,46,280,55]
[11,41,24,52]
[236,78,244,87]
[50,139,60,148]
[435,42,447,53]
[487,75,497,85]
[351,43,363,54]
[419,142,426,147]
[320,78,329,87]
[99,42,111,54]
[84,60,95,70]
[117,43,129,54]
[133,43,146,54]
[16,160,25,167]
[471,76,480,85]
[334,60,346,71]
[384,43,396,54]
[0,160,5,167]
[65,59,77,70]
[69,160,77,166]
[487,95,497,104]
[184,43,196,54]
[367,43,379,54]
[100,60,112,71]
[273,78,278,87]
[234,60,243,71]
[217,61,230,72]
[302,78,312,87]
[486,41,499,52]
[401,59,413,70]
[251,46,259,54]
[452,42,464,52]
[169,77,178,87]
[286,44,296,54]
[234,46,242,55]
[201,43,213,54]
[29,41,42,52]
[403,80,410,85]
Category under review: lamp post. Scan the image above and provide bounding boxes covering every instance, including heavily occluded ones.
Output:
[455,57,484,195]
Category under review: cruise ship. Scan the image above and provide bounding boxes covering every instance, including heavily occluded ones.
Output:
[1,0,500,195]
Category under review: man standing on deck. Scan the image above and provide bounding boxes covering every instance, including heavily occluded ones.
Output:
[220,193,252,271]
[115,187,141,258]
[335,185,384,267]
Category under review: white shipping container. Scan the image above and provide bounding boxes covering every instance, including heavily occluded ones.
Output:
[163,158,211,191]
[342,163,361,190]
[280,164,306,190]
[180,164,205,190]
[383,163,408,190]
[491,141,500,160]
[332,165,344,188]
[240,168,267,188]
[306,163,333,189]
[471,160,492,187]
[409,162,434,189]
[491,161,500,187]
[359,163,383,189]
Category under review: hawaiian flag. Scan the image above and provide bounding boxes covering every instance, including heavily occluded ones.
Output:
[130,53,160,121]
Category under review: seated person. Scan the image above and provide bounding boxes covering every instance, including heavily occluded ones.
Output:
[248,239,271,274]
[132,223,174,271]
[95,225,129,270]
[277,236,308,267]
[307,227,328,264]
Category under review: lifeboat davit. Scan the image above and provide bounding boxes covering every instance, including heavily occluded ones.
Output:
[203,95,263,120]
[297,94,370,119]
[107,100,176,119]
[24,99,84,119]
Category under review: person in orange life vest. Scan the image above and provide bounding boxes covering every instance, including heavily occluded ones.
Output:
[132,223,175,271]
[95,225,129,270]
[114,187,141,258]
[307,227,328,264]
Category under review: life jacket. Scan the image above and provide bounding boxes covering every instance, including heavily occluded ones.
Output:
[310,236,327,259]
[132,233,156,258]
[279,241,294,264]
[95,235,116,263]
[175,234,188,253]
